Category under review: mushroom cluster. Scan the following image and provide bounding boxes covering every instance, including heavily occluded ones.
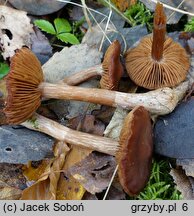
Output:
[2,2,190,198]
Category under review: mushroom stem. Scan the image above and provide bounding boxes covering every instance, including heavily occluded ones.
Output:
[5,46,188,125]
[39,82,179,115]
[61,39,123,90]
[61,64,103,86]
[151,2,166,61]
[22,113,119,156]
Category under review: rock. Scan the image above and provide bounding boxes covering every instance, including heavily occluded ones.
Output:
[0,125,54,164]
[139,0,184,24]
[8,0,68,15]
[154,98,194,159]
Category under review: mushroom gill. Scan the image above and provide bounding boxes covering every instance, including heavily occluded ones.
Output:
[125,2,190,90]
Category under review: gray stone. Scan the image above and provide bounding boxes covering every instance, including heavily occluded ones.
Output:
[154,98,194,159]
[8,0,68,15]
[0,125,54,164]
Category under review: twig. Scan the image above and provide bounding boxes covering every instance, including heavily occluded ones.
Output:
[103,165,118,200]
[149,0,194,17]
[167,0,186,21]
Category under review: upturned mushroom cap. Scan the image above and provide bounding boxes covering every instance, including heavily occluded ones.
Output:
[125,37,190,89]
[4,48,43,124]
[100,40,123,90]
[125,3,190,90]
[116,106,153,196]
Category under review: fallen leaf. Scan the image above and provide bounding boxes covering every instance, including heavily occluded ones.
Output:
[68,114,105,135]
[56,174,86,200]
[104,182,126,200]
[21,141,69,199]
[0,163,26,199]
[0,163,26,190]
[82,191,98,200]
[69,152,116,194]
[91,106,115,124]
[0,5,33,59]
[23,159,52,182]
[56,145,92,200]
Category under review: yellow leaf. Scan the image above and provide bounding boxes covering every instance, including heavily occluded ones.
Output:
[21,141,69,200]
[56,175,85,200]
[56,145,92,200]
[23,159,52,181]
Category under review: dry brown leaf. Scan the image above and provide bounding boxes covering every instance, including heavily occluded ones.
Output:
[21,141,69,200]
[23,159,52,182]
[0,5,33,59]
[0,164,26,189]
[111,0,130,12]
[56,145,92,200]
[0,164,26,200]
[69,152,117,194]
[68,114,105,136]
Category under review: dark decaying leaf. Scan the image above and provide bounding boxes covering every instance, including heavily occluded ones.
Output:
[68,114,105,135]
[82,192,98,200]
[0,163,26,199]
[104,183,126,200]
[0,5,33,59]
[91,106,116,124]
[0,164,26,190]
[68,152,117,194]
[21,141,70,200]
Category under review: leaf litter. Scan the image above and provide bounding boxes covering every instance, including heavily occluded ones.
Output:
[0,0,194,200]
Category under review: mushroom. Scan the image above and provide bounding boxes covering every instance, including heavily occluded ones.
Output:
[22,113,119,156]
[4,47,183,124]
[125,2,190,90]
[116,106,153,196]
[22,106,153,196]
[62,40,123,90]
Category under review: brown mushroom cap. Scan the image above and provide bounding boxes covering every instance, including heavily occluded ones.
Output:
[4,48,43,124]
[100,40,123,90]
[116,106,153,196]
